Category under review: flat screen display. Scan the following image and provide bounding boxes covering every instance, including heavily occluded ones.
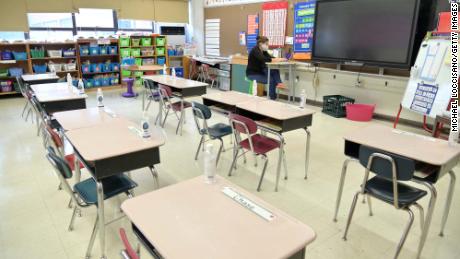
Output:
[312,0,420,68]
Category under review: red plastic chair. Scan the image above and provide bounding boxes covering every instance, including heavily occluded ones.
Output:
[228,114,282,191]
[158,85,192,135]
[119,228,139,259]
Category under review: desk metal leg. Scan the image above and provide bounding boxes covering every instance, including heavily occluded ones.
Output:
[155,99,163,126]
[142,87,146,111]
[414,181,437,259]
[304,128,311,179]
[74,154,82,184]
[176,100,185,135]
[149,165,160,189]
[440,170,456,236]
[96,181,107,259]
[267,68,271,99]
[333,158,358,222]
[289,65,293,102]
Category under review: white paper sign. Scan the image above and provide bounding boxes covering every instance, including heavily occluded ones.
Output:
[222,187,275,221]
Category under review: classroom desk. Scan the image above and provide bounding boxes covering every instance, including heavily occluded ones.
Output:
[333,125,460,258]
[22,73,59,85]
[30,82,69,93]
[33,86,87,114]
[125,65,163,99]
[432,115,450,138]
[266,61,297,102]
[202,91,315,185]
[121,175,316,259]
[142,75,208,134]
[53,107,120,131]
[65,119,165,259]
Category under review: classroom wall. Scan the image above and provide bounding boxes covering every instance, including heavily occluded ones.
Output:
[190,0,205,55]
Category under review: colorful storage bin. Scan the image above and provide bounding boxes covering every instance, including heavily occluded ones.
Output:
[110,77,119,85]
[155,37,166,46]
[174,67,184,77]
[121,70,131,77]
[30,48,45,58]
[131,48,141,57]
[1,51,13,60]
[134,71,143,77]
[135,58,142,66]
[90,63,103,73]
[100,77,110,86]
[131,38,141,47]
[0,80,13,92]
[93,78,102,87]
[81,64,91,74]
[89,46,100,55]
[0,68,8,77]
[120,48,131,58]
[8,68,23,77]
[33,64,47,73]
[119,36,130,47]
[13,52,27,60]
[157,57,166,65]
[110,63,120,72]
[142,58,155,65]
[121,57,135,66]
[99,46,108,55]
[156,47,165,56]
[108,46,118,55]
[84,79,94,88]
[63,49,76,57]
[80,46,90,56]
[141,37,152,46]
[47,50,62,58]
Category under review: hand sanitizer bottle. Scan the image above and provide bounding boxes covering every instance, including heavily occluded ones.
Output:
[171,67,176,77]
[66,73,72,87]
[163,64,167,75]
[300,89,306,109]
[252,80,258,96]
[204,143,217,183]
[141,112,151,138]
[77,79,85,95]
[96,88,104,107]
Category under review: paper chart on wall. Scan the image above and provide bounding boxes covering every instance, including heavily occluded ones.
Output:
[262,1,288,47]
[205,19,221,56]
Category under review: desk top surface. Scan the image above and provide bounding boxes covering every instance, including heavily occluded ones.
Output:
[30,82,69,93]
[126,65,163,72]
[142,75,208,88]
[344,124,460,165]
[66,119,165,162]
[202,91,266,106]
[237,100,315,120]
[22,73,59,82]
[122,176,316,259]
[53,107,120,131]
[34,88,87,102]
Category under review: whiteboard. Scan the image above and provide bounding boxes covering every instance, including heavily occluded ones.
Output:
[401,38,451,118]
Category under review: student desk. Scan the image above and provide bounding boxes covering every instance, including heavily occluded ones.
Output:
[121,175,316,259]
[65,119,165,259]
[30,82,69,93]
[53,107,120,131]
[125,65,163,100]
[334,125,460,258]
[202,90,266,114]
[22,73,59,85]
[33,85,87,114]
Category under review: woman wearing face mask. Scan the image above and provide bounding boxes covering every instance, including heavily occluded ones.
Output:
[246,36,284,100]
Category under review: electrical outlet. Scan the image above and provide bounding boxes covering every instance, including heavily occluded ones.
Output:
[295,76,299,83]
[355,81,362,87]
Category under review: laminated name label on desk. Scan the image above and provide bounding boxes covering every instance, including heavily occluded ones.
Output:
[222,187,275,221]
[392,129,436,142]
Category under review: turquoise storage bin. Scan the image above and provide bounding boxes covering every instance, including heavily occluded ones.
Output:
[89,46,100,55]
[80,46,90,56]
[99,46,108,55]
[90,63,103,73]
[101,77,110,86]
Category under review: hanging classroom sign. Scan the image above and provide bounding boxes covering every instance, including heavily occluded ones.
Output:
[246,14,259,53]
[262,1,288,47]
[293,0,316,60]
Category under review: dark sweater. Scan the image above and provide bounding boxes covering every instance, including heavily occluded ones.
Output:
[246,46,272,76]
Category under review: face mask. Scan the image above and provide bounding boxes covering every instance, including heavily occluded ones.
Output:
[261,44,269,51]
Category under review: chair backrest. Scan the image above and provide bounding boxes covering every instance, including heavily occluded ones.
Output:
[46,147,73,179]
[16,76,27,97]
[119,228,139,259]
[229,114,258,135]
[158,84,173,98]
[143,78,156,90]
[359,145,415,181]
[202,64,210,72]
[45,125,64,149]
[191,102,211,134]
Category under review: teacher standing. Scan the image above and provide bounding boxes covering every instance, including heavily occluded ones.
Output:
[246,36,284,100]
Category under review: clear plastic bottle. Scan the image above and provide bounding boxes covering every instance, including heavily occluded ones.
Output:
[171,67,176,77]
[96,88,104,107]
[300,89,306,109]
[163,64,167,75]
[141,112,150,138]
[252,80,258,96]
[77,79,85,94]
[66,73,72,87]
[204,143,217,183]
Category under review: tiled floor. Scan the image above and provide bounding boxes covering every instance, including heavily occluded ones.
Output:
[0,87,459,259]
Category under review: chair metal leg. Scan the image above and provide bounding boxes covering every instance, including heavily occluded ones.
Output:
[274,146,283,192]
[162,108,169,127]
[394,208,415,259]
[257,155,269,192]
[149,166,159,189]
[342,191,360,241]
[195,135,205,161]
[439,170,456,237]
[96,181,106,259]
[216,138,224,166]
[413,203,425,231]
[304,128,311,179]
[85,215,99,259]
[67,197,73,208]
[280,139,288,180]
[228,148,239,176]
[21,101,28,118]
[333,158,357,222]
[175,109,183,135]
[253,153,258,167]
[366,195,373,216]
[414,181,437,259]
[68,206,78,231]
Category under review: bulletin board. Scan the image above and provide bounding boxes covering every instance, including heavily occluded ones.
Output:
[246,14,259,53]
[401,38,451,118]
[262,1,288,47]
[293,0,315,59]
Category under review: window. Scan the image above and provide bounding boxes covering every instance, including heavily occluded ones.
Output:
[0,32,25,41]
[75,9,114,28]
[76,30,115,38]
[29,31,74,41]
[118,19,153,30]
[28,13,73,28]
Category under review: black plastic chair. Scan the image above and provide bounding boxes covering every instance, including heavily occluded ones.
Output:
[191,102,232,165]
[46,147,138,258]
[342,145,426,259]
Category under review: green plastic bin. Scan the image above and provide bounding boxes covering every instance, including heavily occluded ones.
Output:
[131,48,141,57]
[156,47,165,56]
[141,37,152,46]
[121,69,131,77]
[155,37,166,46]
[131,38,141,47]
[120,48,131,58]
[134,71,144,77]
[119,37,130,47]
[135,58,142,66]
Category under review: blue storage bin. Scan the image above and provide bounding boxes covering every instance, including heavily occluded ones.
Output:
[80,46,90,56]
[13,52,27,60]
[8,67,23,77]
[90,63,103,73]
[89,46,100,55]
[110,63,120,72]
[168,49,175,56]
[174,67,184,77]
[72,80,79,87]
[157,57,166,65]
[81,64,91,74]
[93,78,102,87]
[1,51,13,60]
[108,46,118,55]
[121,57,135,66]
[100,77,110,86]
[33,64,47,73]
[84,79,94,88]
[102,63,111,72]
[99,46,108,55]
[110,77,119,85]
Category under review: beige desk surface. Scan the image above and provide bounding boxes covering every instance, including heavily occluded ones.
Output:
[34,89,87,103]
[126,65,163,72]
[30,82,69,93]
[202,91,266,106]
[53,107,120,131]
[22,73,59,82]
[344,125,460,166]
[66,119,165,162]
[142,75,208,89]
[237,100,315,120]
[122,176,316,259]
